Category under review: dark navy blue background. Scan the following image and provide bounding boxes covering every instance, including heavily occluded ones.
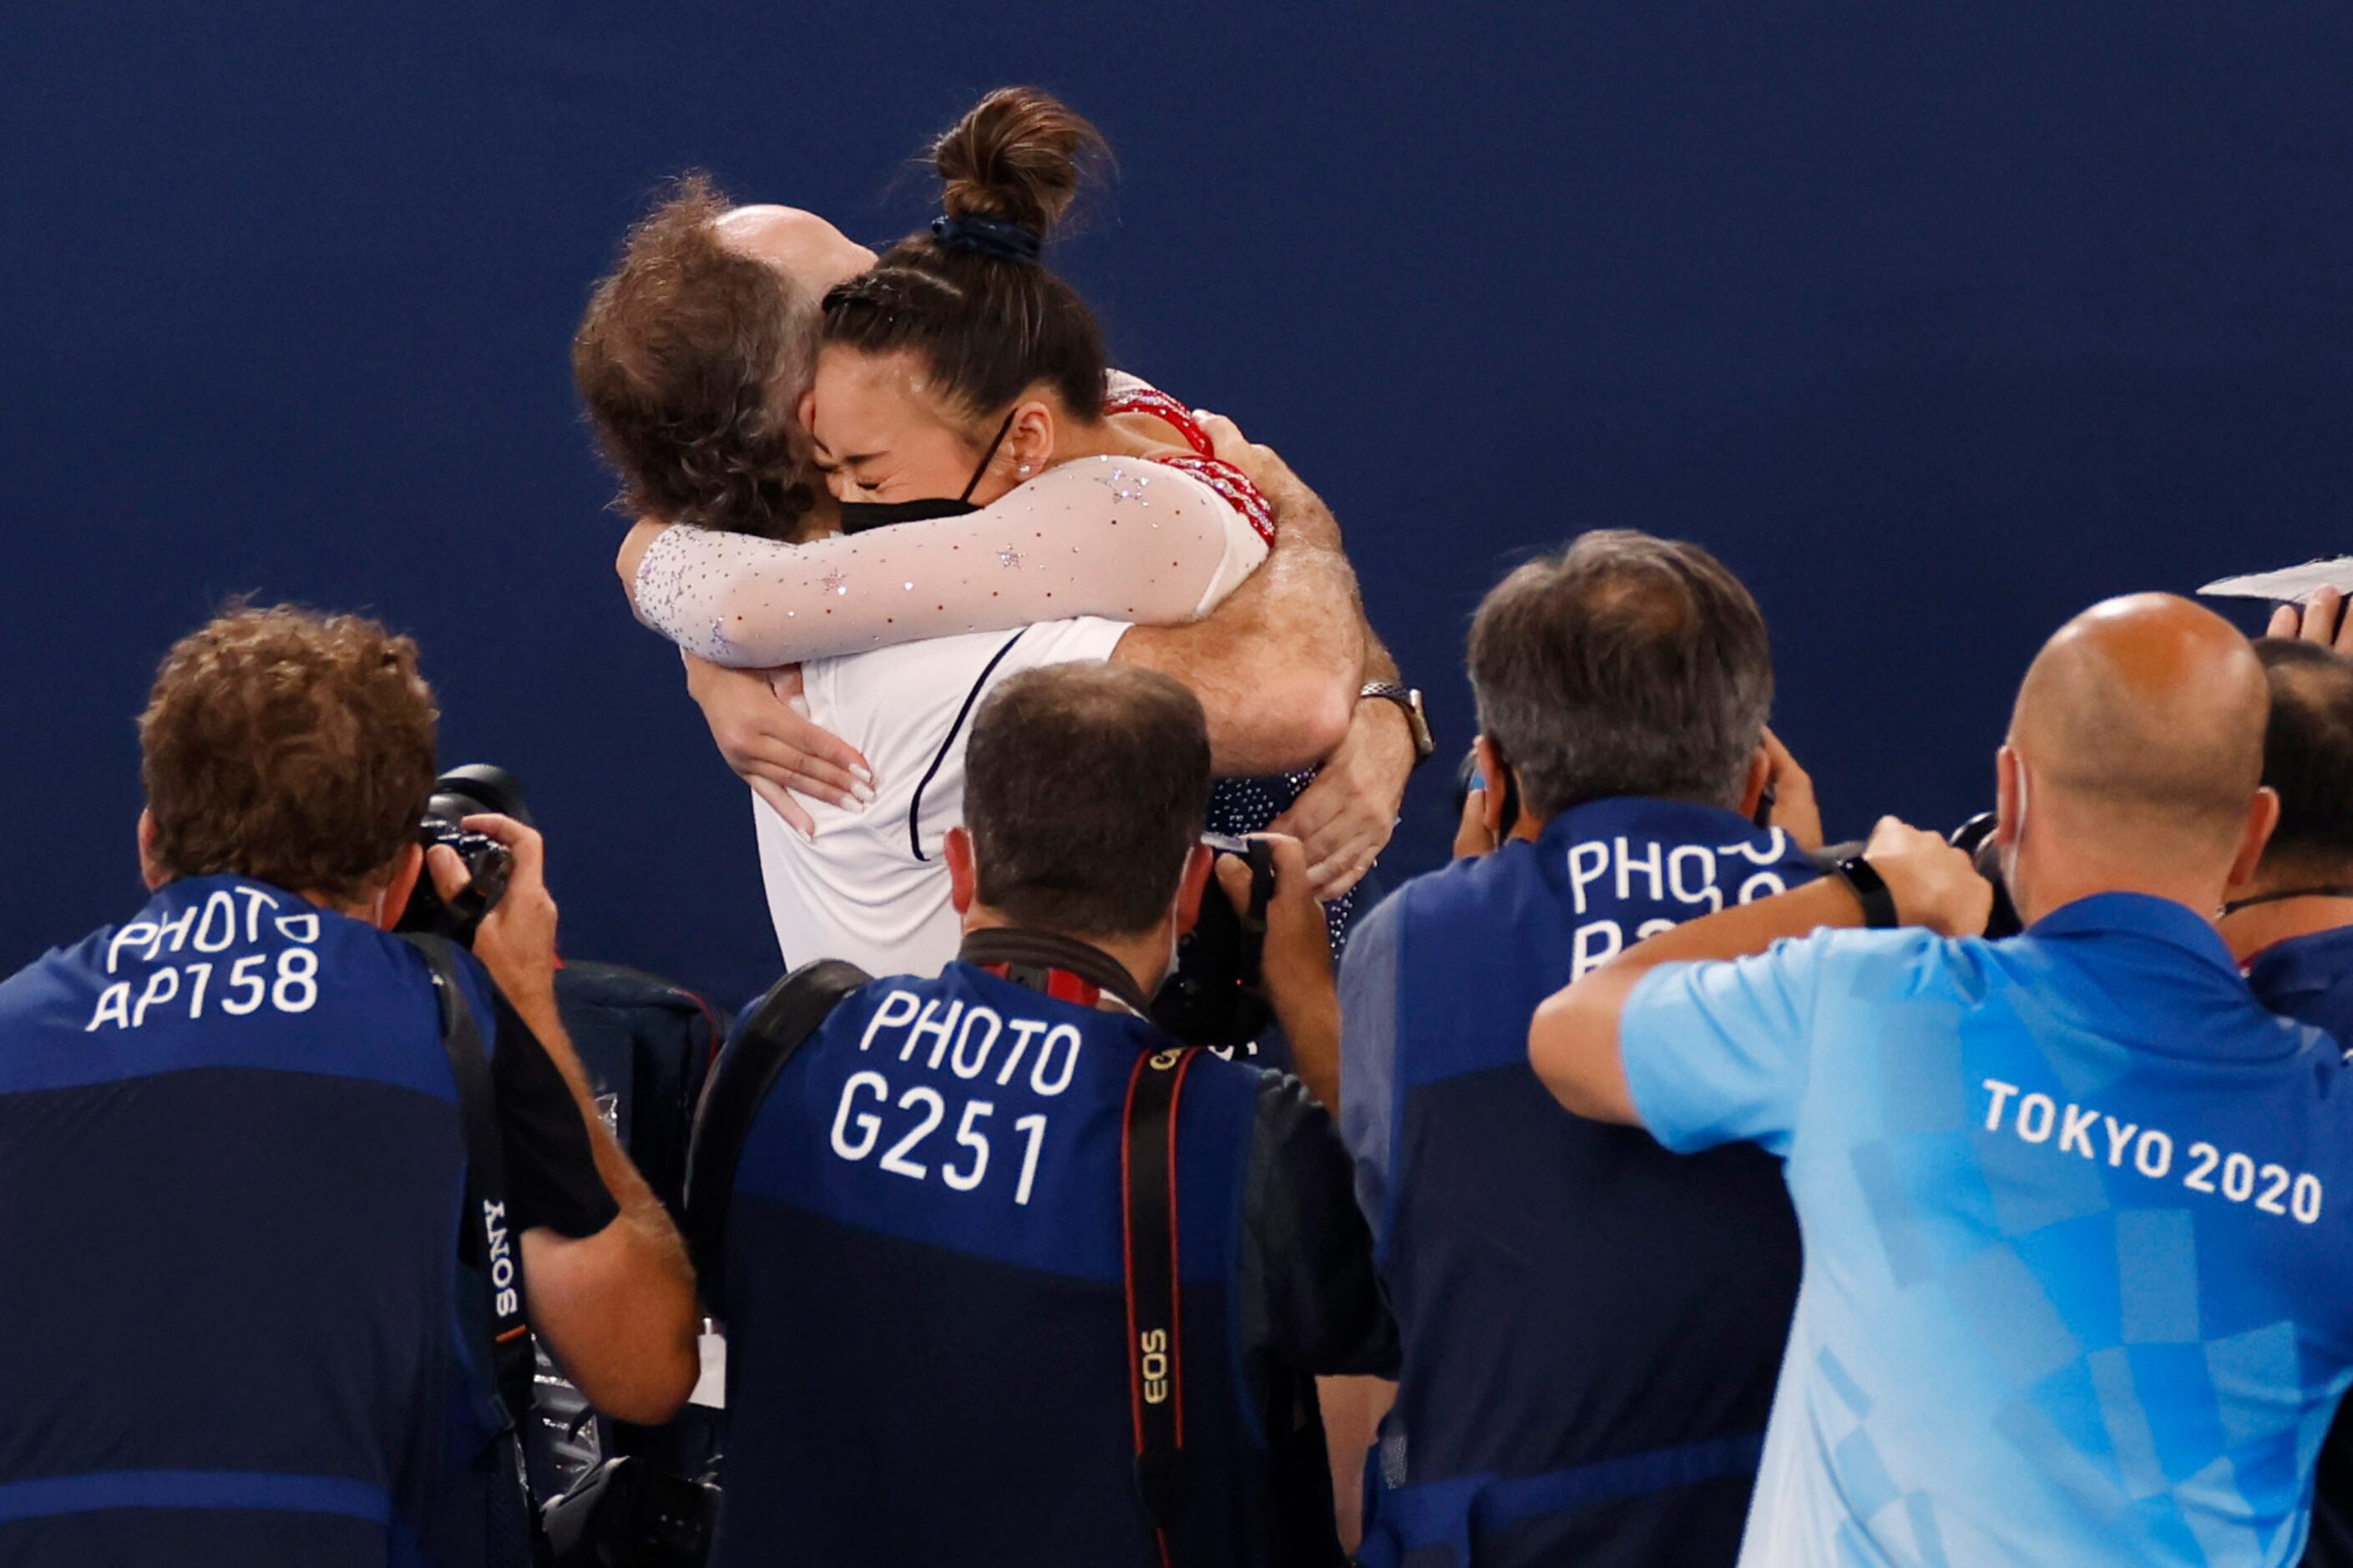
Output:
[5,3,2349,1003]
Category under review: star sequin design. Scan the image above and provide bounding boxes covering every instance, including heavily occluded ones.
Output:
[1093,466,1151,504]
[820,567,848,596]
[998,545,1023,569]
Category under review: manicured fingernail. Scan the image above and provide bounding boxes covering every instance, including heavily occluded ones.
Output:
[852,781,876,806]
[853,765,878,787]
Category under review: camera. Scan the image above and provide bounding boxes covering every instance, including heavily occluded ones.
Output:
[1151,833,1278,1047]
[397,765,529,946]
[1950,812,2023,938]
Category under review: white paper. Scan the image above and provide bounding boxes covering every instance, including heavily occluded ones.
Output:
[2199,558,2353,602]
[690,1328,727,1409]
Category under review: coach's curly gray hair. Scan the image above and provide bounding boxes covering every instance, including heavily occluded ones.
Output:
[571,173,822,540]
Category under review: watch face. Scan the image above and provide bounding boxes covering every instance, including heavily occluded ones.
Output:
[1361,685,1437,761]
[1404,690,1436,761]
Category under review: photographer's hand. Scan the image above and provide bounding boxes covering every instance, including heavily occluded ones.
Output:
[428,815,701,1423]
[1219,834,1342,1110]
[684,655,874,841]
[2270,587,2353,651]
[1760,726,1824,852]
[1858,816,1993,938]
[427,813,600,1115]
[428,813,560,1014]
[1454,785,1499,860]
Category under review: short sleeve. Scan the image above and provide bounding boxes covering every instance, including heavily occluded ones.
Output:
[1619,936,1829,1159]
[994,615,1131,674]
[482,987,621,1240]
[1336,893,1404,1252]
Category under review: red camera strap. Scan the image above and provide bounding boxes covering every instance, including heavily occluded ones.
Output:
[974,963,1103,1009]
[1121,1044,1196,1566]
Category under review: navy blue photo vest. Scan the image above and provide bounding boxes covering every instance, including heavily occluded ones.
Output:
[0,875,509,1567]
[2245,923,2353,1568]
[717,959,1308,1566]
[1340,798,1819,1567]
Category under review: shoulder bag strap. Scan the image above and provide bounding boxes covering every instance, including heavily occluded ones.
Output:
[683,958,871,1314]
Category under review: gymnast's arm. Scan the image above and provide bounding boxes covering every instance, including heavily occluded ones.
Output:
[619,457,1258,667]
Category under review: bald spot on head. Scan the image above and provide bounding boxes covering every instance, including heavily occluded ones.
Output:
[2010,593,2268,847]
[713,205,876,296]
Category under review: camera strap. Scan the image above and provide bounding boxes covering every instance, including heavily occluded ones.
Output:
[684,959,873,1313]
[2224,884,2353,915]
[1235,838,1275,991]
[402,934,535,1433]
[960,927,1155,1015]
[1121,1044,1197,1567]
[975,936,1194,1563]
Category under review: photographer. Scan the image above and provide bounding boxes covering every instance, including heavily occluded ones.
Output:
[0,606,698,1565]
[2231,593,2353,1040]
[1338,531,1819,1567]
[2224,594,2353,1567]
[1531,594,2353,1564]
[697,662,1394,1566]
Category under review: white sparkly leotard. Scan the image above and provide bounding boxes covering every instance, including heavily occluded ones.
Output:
[630,380,1354,978]
[698,460,1270,979]
[630,377,1269,668]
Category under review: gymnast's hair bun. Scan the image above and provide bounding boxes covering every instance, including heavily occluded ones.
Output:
[933,86,1111,236]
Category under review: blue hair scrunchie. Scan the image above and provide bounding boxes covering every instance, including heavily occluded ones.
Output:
[930,213,1043,265]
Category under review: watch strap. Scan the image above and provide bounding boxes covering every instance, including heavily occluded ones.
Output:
[1359,682,1437,765]
[1834,854,1900,929]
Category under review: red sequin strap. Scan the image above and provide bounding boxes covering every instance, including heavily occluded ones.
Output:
[1103,385,1277,545]
[1157,456,1277,547]
[1103,386,1216,458]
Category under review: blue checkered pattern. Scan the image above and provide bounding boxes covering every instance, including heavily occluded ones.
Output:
[1622,893,2353,1565]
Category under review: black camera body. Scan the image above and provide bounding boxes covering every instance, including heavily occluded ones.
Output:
[1151,833,1278,1048]
[397,765,528,946]
[1950,812,2024,938]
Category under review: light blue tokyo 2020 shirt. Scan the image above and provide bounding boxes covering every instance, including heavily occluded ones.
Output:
[1621,893,2353,1566]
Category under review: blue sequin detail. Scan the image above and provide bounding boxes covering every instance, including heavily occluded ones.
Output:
[1207,771,1358,949]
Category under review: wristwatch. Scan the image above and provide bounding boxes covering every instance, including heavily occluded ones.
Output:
[1360,683,1436,766]
[1833,854,1900,929]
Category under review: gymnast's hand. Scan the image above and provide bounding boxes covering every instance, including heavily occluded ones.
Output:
[682,655,874,840]
[1270,695,1414,901]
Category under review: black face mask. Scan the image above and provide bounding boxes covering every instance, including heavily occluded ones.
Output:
[836,411,1015,536]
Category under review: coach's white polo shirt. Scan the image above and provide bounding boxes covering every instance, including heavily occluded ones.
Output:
[752,617,1130,978]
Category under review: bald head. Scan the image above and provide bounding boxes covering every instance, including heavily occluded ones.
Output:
[713,205,876,296]
[2009,594,2268,855]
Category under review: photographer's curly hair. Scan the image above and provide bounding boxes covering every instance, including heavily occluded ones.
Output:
[140,604,440,904]
[572,174,820,540]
